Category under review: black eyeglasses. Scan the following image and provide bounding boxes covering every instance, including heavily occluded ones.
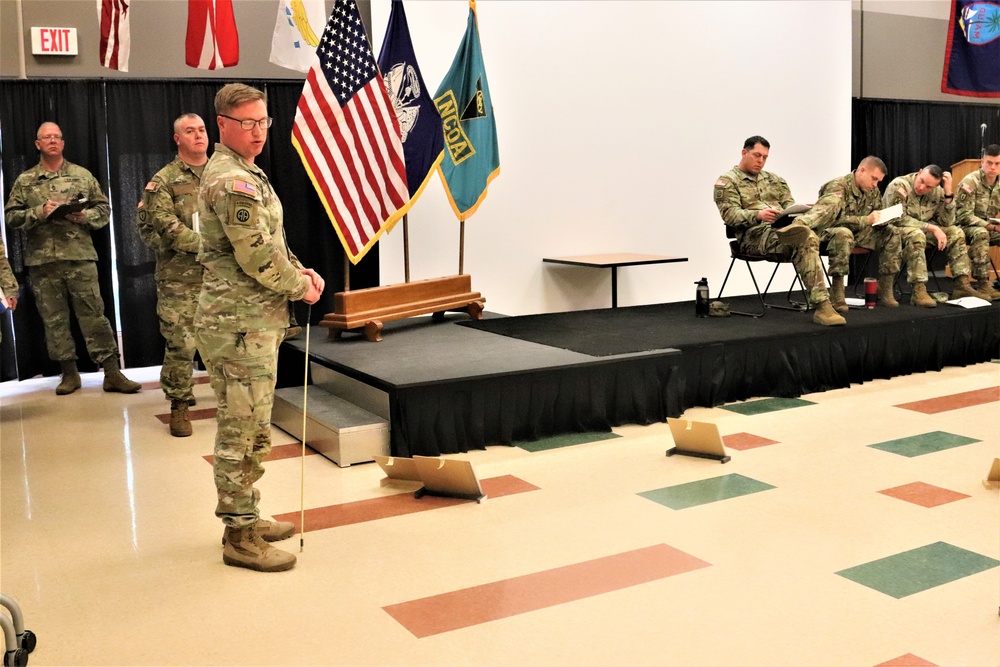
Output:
[219,114,273,131]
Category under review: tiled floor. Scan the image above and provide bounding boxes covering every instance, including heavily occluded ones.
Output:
[1,361,998,666]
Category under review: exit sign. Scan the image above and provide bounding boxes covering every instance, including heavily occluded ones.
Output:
[31,27,78,56]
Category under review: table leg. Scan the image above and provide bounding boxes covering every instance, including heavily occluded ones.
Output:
[611,266,618,308]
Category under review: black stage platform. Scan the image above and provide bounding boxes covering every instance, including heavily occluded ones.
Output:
[279,287,999,458]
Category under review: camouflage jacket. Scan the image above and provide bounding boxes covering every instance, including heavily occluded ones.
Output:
[194,143,309,332]
[137,157,205,284]
[955,169,999,228]
[3,161,111,266]
[883,173,955,229]
[0,240,17,299]
[797,172,881,232]
[714,166,795,234]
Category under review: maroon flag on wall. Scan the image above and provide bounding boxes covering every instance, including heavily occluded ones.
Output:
[186,0,240,70]
[98,0,130,72]
[941,0,1000,97]
[291,0,410,264]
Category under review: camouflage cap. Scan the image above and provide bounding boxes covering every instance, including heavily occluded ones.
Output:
[709,300,730,317]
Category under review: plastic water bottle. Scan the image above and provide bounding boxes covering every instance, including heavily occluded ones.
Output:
[695,277,710,317]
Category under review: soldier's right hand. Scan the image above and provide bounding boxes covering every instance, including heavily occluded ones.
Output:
[41,200,60,219]
[302,282,322,305]
[756,208,778,223]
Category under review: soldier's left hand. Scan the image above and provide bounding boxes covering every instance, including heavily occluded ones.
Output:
[6,296,16,311]
[65,211,86,224]
[300,268,325,295]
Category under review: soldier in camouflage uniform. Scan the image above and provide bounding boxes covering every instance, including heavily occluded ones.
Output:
[954,143,1000,300]
[3,123,141,394]
[137,114,210,437]
[196,84,324,573]
[883,165,988,307]
[714,136,845,326]
[0,238,18,344]
[796,156,902,311]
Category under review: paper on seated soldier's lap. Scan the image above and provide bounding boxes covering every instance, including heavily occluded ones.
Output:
[771,203,812,229]
[871,203,902,227]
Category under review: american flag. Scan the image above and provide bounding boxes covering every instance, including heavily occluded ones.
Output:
[292,0,409,265]
[98,0,130,72]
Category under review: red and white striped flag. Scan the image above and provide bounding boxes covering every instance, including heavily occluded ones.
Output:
[185,0,239,70]
[97,0,130,72]
[291,0,409,265]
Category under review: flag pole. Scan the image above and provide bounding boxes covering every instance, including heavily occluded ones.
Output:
[459,219,465,275]
[343,254,350,291]
[403,213,411,282]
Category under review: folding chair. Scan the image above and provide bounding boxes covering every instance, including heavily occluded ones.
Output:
[716,226,809,318]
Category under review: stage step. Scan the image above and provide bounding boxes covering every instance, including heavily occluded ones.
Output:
[272,384,389,468]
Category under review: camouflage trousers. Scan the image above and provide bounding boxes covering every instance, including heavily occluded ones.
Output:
[28,260,118,364]
[962,226,1000,280]
[899,226,970,284]
[157,280,200,403]
[819,224,902,278]
[739,224,829,305]
[197,328,283,528]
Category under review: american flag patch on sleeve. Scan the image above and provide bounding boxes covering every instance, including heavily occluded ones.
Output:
[233,181,256,196]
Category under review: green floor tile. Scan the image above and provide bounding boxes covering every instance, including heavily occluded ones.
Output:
[638,473,775,510]
[515,431,620,452]
[836,542,999,598]
[868,431,980,458]
[719,397,815,416]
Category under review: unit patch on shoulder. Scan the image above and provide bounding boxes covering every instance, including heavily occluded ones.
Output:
[232,201,255,226]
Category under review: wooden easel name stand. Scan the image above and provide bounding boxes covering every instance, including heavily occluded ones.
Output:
[320,274,485,342]
[322,217,485,341]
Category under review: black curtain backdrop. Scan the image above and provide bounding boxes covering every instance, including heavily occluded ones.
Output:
[2,79,379,377]
[852,98,1000,178]
[0,80,112,381]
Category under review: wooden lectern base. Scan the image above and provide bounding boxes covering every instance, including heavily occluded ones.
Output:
[320,274,485,342]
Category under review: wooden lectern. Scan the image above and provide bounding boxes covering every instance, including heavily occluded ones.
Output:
[952,158,1000,279]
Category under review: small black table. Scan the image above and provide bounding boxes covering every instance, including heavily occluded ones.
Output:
[542,253,689,308]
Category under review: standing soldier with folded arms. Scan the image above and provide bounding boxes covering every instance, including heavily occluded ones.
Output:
[197,84,324,572]
[137,113,210,437]
[955,144,1000,301]
[3,122,141,394]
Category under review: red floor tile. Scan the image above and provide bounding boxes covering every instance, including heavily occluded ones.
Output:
[272,475,539,532]
[201,442,320,464]
[877,481,970,508]
[895,386,999,414]
[383,543,711,638]
[156,407,217,424]
[723,432,779,451]
[874,653,938,667]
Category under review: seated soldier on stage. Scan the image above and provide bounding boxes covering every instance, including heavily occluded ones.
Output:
[955,144,1000,301]
[795,156,902,311]
[714,135,845,326]
[883,165,990,307]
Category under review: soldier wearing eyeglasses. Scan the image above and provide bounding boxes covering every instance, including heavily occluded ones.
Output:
[195,84,324,573]
[3,122,141,394]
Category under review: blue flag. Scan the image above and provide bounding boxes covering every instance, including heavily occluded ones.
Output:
[433,0,500,221]
[377,0,444,206]
[942,0,1000,97]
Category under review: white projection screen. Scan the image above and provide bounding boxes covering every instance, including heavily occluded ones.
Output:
[371,1,852,315]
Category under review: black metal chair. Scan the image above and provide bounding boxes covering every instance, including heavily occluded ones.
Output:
[716,226,808,318]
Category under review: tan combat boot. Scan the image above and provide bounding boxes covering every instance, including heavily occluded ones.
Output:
[222,525,297,572]
[56,360,82,395]
[910,282,937,308]
[169,399,192,437]
[973,279,1000,301]
[812,300,846,326]
[222,518,295,546]
[950,274,987,300]
[102,357,141,393]
[774,222,810,246]
[877,276,899,308]
[828,275,848,313]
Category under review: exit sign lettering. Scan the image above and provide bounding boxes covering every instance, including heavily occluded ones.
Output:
[31,27,78,56]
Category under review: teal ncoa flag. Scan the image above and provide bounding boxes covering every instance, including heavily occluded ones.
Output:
[433,0,500,221]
